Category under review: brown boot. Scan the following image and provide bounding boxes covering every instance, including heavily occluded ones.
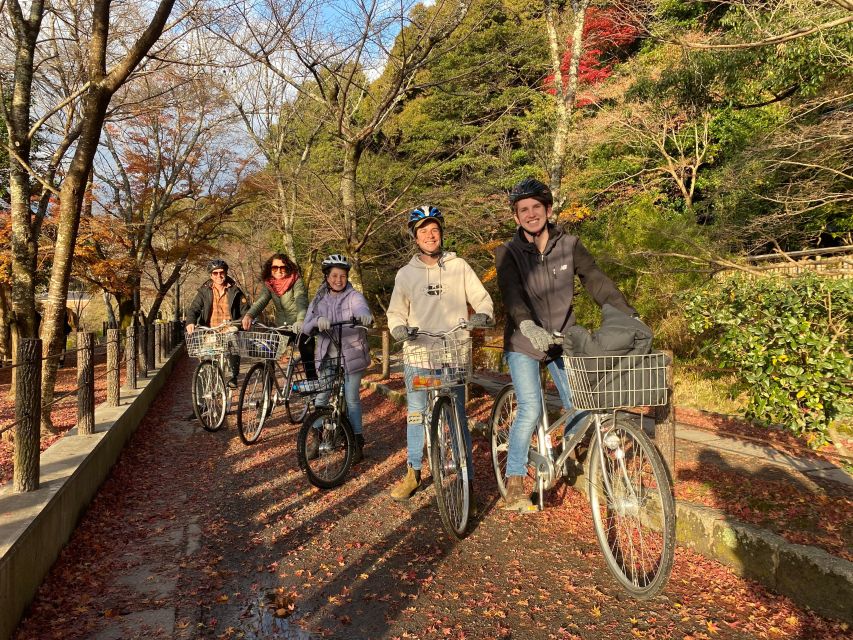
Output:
[500,476,535,512]
[390,466,421,502]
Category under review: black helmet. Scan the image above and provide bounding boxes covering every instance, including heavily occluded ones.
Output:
[508,178,553,208]
[207,259,228,273]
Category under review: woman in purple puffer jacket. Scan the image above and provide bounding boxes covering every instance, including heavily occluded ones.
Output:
[302,254,373,462]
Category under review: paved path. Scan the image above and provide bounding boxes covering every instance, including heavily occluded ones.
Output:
[12,359,850,639]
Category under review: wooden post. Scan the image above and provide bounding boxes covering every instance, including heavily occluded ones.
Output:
[147,322,155,369]
[125,326,137,390]
[77,332,95,435]
[14,338,41,492]
[655,349,676,478]
[138,323,149,378]
[102,321,107,338]
[155,323,162,365]
[107,328,120,406]
[381,330,390,379]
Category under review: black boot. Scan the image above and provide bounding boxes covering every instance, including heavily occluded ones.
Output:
[352,433,365,464]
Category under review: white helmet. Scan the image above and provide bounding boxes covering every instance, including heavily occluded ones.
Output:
[321,253,351,274]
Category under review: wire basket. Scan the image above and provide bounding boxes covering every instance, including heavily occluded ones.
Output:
[237,330,289,360]
[562,352,669,411]
[186,328,236,359]
[288,356,341,396]
[402,337,472,392]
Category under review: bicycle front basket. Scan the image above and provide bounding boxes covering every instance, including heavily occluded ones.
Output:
[289,356,340,395]
[402,337,472,392]
[186,328,233,359]
[237,329,289,360]
[562,351,669,411]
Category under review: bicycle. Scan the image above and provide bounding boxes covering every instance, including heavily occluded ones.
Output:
[296,318,370,489]
[235,323,312,445]
[399,320,479,539]
[186,321,241,432]
[489,350,676,599]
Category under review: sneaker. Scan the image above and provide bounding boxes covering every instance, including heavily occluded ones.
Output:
[499,476,535,512]
[389,466,421,502]
[227,376,238,389]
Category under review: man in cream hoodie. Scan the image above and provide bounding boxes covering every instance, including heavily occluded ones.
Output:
[387,206,494,501]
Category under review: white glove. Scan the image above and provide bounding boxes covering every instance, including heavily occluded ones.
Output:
[519,320,557,353]
[292,320,304,334]
[317,316,331,331]
[356,314,373,327]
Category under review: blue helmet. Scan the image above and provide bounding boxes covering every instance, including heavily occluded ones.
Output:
[408,205,444,237]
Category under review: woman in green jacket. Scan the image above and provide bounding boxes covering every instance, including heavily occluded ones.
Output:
[241,253,313,371]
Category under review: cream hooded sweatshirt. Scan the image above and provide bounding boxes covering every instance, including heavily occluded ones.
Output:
[387,252,493,340]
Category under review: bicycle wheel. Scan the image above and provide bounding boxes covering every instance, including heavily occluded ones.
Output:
[489,384,538,500]
[192,360,227,432]
[430,396,471,539]
[297,407,354,489]
[237,363,272,445]
[587,415,676,599]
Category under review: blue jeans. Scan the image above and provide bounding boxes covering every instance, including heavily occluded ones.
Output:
[505,351,582,477]
[404,369,472,482]
[316,368,364,435]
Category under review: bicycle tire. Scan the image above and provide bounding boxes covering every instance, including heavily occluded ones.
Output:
[297,407,354,489]
[430,396,471,539]
[587,415,676,599]
[237,363,272,445]
[489,384,515,498]
[192,360,227,432]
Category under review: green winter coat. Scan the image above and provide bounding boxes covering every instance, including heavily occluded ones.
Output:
[245,277,308,326]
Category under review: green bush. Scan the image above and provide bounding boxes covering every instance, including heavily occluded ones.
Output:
[683,273,853,447]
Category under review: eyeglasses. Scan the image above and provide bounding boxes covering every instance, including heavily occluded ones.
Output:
[211,270,226,277]
[271,265,287,272]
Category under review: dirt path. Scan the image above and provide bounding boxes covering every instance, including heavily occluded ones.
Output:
[12,357,850,639]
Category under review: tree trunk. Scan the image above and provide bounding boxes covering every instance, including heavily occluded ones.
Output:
[102,289,117,327]
[276,178,297,258]
[0,284,11,363]
[14,338,41,492]
[340,141,365,290]
[40,90,111,433]
[545,0,589,212]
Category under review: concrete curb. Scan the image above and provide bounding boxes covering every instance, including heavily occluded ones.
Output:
[361,379,853,623]
[0,346,185,640]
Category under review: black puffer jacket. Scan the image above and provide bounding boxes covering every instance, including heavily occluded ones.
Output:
[495,223,635,360]
[186,277,250,327]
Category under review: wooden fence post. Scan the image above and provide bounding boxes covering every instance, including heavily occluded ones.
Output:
[138,323,149,378]
[107,328,120,406]
[77,332,95,435]
[14,338,41,492]
[125,326,137,390]
[381,330,390,379]
[155,323,162,365]
[147,322,155,369]
[655,349,676,477]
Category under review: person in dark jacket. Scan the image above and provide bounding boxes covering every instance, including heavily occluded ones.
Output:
[186,259,250,388]
[495,178,637,512]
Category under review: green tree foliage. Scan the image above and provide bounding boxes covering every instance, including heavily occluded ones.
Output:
[683,274,853,447]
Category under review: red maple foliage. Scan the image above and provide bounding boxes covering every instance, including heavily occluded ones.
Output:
[545,7,640,105]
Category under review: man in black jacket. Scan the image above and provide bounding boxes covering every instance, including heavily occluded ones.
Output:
[186,259,250,388]
[495,178,637,512]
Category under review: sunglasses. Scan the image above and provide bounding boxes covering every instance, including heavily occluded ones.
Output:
[271,265,287,271]
[211,270,226,276]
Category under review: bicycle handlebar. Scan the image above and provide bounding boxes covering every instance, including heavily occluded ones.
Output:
[406,317,494,340]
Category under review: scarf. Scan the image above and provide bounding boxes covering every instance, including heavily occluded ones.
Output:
[266,273,298,297]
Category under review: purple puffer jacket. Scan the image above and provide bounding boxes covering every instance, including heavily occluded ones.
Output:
[302,283,372,374]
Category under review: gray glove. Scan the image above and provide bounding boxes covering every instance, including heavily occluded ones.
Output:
[292,320,304,334]
[391,325,412,342]
[317,316,331,332]
[468,313,492,328]
[356,314,373,327]
[519,320,556,353]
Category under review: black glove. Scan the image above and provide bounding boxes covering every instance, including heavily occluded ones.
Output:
[391,325,413,342]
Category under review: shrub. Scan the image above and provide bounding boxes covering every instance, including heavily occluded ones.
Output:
[683,273,852,447]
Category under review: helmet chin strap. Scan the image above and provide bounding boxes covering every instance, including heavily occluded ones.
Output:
[523,221,548,239]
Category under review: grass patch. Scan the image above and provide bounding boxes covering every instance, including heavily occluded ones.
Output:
[673,365,747,416]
